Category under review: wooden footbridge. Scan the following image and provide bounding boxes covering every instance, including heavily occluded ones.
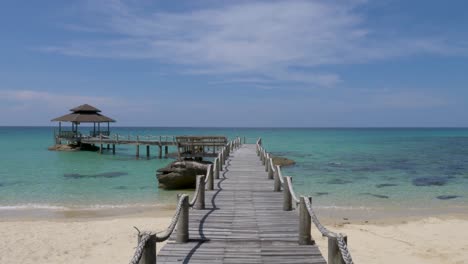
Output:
[130,138,354,264]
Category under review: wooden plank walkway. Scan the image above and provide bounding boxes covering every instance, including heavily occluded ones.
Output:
[157,144,326,264]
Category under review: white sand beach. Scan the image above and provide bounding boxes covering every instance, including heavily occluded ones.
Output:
[1,214,467,263]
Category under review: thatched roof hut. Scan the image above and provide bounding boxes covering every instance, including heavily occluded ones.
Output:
[52,104,115,139]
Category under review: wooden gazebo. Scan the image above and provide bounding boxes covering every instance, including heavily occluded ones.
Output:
[51,104,115,141]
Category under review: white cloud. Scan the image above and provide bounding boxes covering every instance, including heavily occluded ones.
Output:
[42,0,466,87]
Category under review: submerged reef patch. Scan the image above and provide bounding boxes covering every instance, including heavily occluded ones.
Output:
[376,183,398,188]
[436,195,461,200]
[64,172,129,179]
[412,176,449,186]
[315,192,329,196]
[360,193,389,199]
[327,179,352,185]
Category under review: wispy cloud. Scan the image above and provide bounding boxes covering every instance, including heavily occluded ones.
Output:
[42,0,467,87]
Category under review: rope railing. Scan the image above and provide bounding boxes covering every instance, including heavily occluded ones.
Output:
[129,137,240,264]
[286,176,300,204]
[255,138,354,264]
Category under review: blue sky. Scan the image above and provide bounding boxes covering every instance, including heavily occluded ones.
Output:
[1,0,467,127]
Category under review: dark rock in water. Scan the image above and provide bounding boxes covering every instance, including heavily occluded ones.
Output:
[327,179,352,185]
[270,156,296,167]
[48,143,99,152]
[376,183,398,188]
[412,176,449,186]
[157,160,211,190]
[436,195,461,200]
[360,193,389,199]
[114,186,128,190]
[139,186,152,190]
[64,172,128,179]
[316,192,329,196]
[48,144,80,152]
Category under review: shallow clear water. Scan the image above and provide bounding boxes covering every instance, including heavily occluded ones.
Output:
[0,127,467,214]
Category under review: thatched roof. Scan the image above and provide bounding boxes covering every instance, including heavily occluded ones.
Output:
[51,104,115,123]
[70,104,101,112]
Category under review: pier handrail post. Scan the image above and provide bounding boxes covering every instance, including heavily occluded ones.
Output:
[176,195,189,243]
[137,233,156,264]
[220,152,224,171]
[261,150,265,164]
[299,196,313,245]
[268,158,274,179]
[207,164,214,190]
[265,153,269,172]
[283,176,293,211]
[214,158,220,179]
[328,235,348,264]
[274,165,281,192]
[194,175,206,210]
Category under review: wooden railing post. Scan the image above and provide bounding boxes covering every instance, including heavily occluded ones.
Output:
[220,152,224,171]
[194,175,205,210]
[328,235,347,264]
[214,158,220,179]
[299,196,313,245]
[268,158,274,179]
[283,176,293,211]
[274,165,281,192]
[176,195,189,243]
[261,150,265,165]
[207,164,214,191]
[265,153,269,172]
[137,233,156,264]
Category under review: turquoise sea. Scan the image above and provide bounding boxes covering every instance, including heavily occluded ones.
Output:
[0,127,467,217]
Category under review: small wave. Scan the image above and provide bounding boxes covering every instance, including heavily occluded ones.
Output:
[0,203,157,211]
[315,205,375,210]
[0,204,68,210]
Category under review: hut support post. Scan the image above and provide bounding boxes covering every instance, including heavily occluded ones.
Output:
[194,175,206,210]
[165,146,168,157]
[299,196,313,245]
[137,233,156,264]
[136,145,140,158]
[176,195,189,243]
[112,144,115,155]
[328,235,347,264]
[283,176,293,211]
[159,146,162,159]
[146,145,150,158]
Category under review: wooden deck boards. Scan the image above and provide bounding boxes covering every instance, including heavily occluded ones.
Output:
[157,144,326,264]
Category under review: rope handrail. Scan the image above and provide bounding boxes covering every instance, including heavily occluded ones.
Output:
[189,177,203,207]
[286,176,300,204]
[304,197,354,264]
[277,165,285,185]
[204,164,212,184]
[129,194,188,264]
[129,232,152,264]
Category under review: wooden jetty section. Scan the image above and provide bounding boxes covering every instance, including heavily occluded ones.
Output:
[129,138,354,264]
[81,135,227,159]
